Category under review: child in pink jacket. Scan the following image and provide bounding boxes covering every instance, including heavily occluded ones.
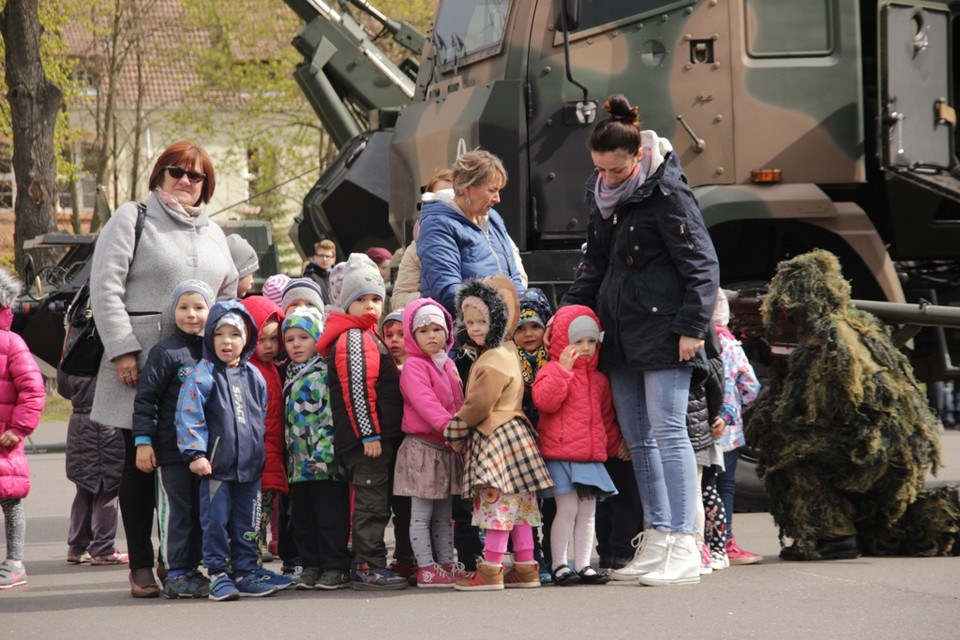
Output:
[532,304,619,585]
[393,299,464,588]
[0,268,45,589]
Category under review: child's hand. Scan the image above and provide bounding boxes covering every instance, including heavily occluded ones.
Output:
[0,431,21,447]
[711,417,726,440]
[542,316,555,351]
[135,445,157,473]
[189,457,212,476]
[363,440,382,458]
[617,439,631,462]
[559,344,579,370]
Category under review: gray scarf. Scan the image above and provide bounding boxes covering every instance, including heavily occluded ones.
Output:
[594,152,650,220]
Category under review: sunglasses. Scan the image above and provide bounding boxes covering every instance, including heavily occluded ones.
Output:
[165,166,206,184]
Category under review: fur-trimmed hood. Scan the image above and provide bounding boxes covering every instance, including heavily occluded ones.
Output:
[454,276,518,351]
[0,268,22,310]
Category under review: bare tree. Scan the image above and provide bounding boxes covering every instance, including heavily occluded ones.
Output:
[0,0,61,276]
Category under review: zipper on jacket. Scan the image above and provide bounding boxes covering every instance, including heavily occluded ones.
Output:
[209,436,221,466]
[679,223,693,250]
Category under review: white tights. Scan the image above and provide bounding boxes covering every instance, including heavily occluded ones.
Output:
[550,491,597,571]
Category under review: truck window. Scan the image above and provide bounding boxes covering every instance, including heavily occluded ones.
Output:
[745,0,836,57]
[573,0,695,34]
[434,0,509,67]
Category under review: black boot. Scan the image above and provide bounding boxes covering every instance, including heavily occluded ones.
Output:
[780,535,859,561]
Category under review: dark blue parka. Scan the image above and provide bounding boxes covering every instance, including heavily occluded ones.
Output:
[562,142,719,372]
[175,301,267,483]
[132,328,204,465]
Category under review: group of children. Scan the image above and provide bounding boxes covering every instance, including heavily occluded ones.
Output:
[0,246,760,596]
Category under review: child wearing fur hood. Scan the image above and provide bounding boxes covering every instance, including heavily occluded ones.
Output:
[444,276,553,591]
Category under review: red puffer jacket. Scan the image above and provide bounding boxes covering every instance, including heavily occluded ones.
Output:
[241,296,288,494]
[532,305,620,462]
[0,307,45,499]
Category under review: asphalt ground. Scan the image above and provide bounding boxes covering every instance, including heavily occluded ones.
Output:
[2,425,958,640]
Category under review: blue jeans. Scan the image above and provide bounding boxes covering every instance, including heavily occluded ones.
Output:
[717,448,739,539]
[608,368,698,535]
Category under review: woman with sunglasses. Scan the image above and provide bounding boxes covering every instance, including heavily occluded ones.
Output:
[89,140,238,598]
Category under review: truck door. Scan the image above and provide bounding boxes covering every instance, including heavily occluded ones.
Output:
[881,2,953,170]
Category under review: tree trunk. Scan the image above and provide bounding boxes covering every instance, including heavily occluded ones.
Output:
[1,0,62,278]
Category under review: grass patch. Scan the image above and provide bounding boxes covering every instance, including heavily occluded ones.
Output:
[43,391,74,422]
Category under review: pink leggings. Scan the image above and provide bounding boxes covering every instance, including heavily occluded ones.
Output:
[483,524,534,565]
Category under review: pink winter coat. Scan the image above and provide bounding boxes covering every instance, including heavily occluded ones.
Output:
[532,305,620,462]
[398,298,463,447]
[0,307,46,499]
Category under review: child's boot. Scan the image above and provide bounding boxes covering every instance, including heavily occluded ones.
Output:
[637,533,701,587]
[503,561,540,588]
[610,529,669,580]
[453,561,504,591]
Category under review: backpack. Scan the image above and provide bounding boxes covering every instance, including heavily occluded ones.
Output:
[59,202,147,377]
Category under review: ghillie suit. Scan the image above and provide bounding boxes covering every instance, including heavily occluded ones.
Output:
[746,249,960,559]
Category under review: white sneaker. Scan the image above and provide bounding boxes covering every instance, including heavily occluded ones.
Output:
[610,529,669,581]
[638,533,701,586]
[710,548,730,571]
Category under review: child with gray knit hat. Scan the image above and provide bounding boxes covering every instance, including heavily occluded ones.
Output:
[337,253,385,316]
[280,278,326,315]
[226,234,259,298]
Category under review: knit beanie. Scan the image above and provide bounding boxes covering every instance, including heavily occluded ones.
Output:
[713,288,731,327]
[380,309,403,334]
[226,234,260,278]
[261,273,291,306]
[169,279,215,316]
[365,246,393,265]
[282,306,324,342]
[327,262,347,307]
[215,311,247,344]
[412,303,447,335]
[568,314,601,345]
[517,287,552,328]
[281,278,325,312]
[339,253,385,310]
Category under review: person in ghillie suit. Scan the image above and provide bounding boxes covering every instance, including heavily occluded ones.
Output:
[746,249,960,560]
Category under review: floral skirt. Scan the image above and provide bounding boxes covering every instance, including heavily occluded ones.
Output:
[472,487,541,531]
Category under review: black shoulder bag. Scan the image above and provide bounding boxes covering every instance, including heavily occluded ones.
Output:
[59,202,147,377]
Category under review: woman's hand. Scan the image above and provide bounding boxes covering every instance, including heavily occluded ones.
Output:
[678,335,704,362]
[113,353,139,387]
[135,445,157,473]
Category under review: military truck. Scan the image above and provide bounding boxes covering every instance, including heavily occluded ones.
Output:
[285,0,960,377]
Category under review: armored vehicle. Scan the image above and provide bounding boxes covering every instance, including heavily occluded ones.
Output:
[286,0,960,376]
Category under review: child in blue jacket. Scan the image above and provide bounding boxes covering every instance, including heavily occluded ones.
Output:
[176,301,276,601]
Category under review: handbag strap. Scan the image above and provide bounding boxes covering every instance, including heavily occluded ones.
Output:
[133,201,146,256]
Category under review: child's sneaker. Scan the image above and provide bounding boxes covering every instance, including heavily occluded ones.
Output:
[711,548,730,571]
[503,561,540,588]
[90,550,129,566]
[725,536,763,565]
[416,563,456,588]
[208,574,240,601]
[454,561,504,591]
[441,561,468,580]
[250,567,293,591]
[281,564,303,584]
[698,541,713,575]
[351,563,408,590]
[163,570,208,599]
[295,567,320,590]
[389,559,418,586]
[235,572,278,597]
[316,568,351,590]
[0,561,26,589]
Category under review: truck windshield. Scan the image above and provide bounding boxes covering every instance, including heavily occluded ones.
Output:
[433,0,509,66]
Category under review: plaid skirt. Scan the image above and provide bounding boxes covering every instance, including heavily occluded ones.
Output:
[459,416,554,497]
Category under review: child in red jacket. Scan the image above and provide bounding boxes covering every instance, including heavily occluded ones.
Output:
[532,304,620,585]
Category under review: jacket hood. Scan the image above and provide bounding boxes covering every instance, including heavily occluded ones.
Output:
[241,295,285,332]
[455,276,518,350]
[316,309,377,357]
[549,304,602,369]
[402,297,455,359]
[202,300,258,366]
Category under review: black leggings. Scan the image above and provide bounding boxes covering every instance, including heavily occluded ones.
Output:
[120,430,157,571]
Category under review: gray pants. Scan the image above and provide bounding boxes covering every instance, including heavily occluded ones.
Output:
[67,485,120,558]
[342,440,395,567]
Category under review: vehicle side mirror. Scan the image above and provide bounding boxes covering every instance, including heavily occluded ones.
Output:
[557,0,581,32]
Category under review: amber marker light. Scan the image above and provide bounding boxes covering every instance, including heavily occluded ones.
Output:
[750,168,782,184]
